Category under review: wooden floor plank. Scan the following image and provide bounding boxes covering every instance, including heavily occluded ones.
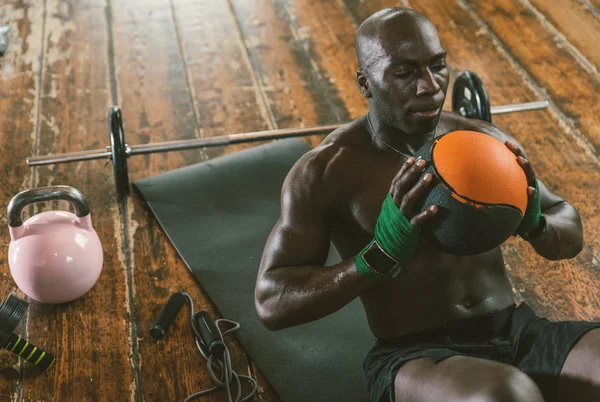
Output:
[229,0,351,149]
[17,0,136,401]
[281,0,361,121]
[110,0,227,400]
[527,0,600,72]
[341,0,600,321]
[587,0,600,14]
[0,1,45,400]
[172,0,273,157]
[463,0,600,153]
[111,0,265,399]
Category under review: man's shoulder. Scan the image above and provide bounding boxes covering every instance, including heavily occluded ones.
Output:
[292,119,368,181]
[283,118,368,198]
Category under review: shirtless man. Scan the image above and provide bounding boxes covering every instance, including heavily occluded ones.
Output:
[255,7,600,402]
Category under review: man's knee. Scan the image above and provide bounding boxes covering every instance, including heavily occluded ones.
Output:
[467,369,544,402]
[393,357,544,402]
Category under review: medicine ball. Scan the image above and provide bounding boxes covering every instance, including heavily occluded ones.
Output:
[413,130,528,255]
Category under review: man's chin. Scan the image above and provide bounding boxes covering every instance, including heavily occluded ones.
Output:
[405,118,440,137]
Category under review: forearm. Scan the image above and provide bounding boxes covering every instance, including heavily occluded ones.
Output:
[255,259,374,330]
[527,202,584,260]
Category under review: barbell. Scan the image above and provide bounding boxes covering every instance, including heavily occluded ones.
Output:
[26,71,549,200]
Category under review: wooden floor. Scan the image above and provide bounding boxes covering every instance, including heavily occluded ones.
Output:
[0,0,599,400]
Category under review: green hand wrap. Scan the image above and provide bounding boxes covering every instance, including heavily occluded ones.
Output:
[516,179,542,236]
[355,193,421,280]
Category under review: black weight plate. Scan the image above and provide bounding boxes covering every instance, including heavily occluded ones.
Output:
[109,106,130,200]
[4,295,28,332]
[452,71,492,123]
[0,298,13,343]
[0,295,28,344]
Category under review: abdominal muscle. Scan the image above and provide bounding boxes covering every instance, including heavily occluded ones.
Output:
[358,244,517,339]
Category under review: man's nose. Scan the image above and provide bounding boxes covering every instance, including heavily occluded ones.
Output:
[416,68,441,96]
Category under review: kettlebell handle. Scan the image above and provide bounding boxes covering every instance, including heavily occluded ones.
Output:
[7,186,90,227]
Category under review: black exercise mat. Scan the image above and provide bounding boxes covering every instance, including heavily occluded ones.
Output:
[133,138,373,402]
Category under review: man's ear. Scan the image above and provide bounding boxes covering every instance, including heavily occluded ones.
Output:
[356,69,372,98]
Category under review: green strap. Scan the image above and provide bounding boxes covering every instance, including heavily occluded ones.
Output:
[355,194,421,280]
[516,179,542,236]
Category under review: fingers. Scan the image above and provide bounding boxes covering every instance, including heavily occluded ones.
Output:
[390,157,415,189]
[506,141,536,184]
[388,157,438,226]
[399,172,433,215]
[517,155,536,185]
[390,158,427,205]
[505,140,522,157]
[410,205,438,227]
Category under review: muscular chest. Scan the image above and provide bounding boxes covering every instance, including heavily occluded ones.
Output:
[349,180,392,234]
[331,156,404,256]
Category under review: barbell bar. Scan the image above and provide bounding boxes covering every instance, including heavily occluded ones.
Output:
[28,121,343,164]
[26,71,549,200]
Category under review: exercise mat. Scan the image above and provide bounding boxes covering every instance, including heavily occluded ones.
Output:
[133,138,373,402]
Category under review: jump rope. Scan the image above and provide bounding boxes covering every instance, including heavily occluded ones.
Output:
[150,292,258,402]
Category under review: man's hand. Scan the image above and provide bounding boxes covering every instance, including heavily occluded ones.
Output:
[505,140,544,238]
[390,156,439,226]
[355,156,439,281]
[505,141,536,199]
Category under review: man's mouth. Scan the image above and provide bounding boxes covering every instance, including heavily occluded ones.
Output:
[413,107,441,118]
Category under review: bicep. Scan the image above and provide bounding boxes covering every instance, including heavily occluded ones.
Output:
[259,159,336,276]
[260,211,332,274]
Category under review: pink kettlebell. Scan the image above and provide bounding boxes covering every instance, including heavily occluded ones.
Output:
[7,186,103,304]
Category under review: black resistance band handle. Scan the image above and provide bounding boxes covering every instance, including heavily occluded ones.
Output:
[194,311,225,357]
[4,332,55,371]
[150,292,186,340]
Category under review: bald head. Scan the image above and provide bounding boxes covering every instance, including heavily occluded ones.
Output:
[354,7,449,136]
[355,8,440,71]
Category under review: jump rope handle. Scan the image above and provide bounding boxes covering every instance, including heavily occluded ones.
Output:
[194,311,225,357]
[149,292,225,357]
[150,292,186,340]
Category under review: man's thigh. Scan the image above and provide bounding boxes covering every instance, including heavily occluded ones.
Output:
[558,328,600,402]
[512,309,600,402]
[393,355,543,402]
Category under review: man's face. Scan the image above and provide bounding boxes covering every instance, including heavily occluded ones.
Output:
[362,22,450,136]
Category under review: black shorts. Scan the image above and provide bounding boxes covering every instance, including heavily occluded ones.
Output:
[363,303,600,402]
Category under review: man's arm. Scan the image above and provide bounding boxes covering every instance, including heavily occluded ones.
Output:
[255,149,436,331]
[521,177,584,260]
[254,150,374,331]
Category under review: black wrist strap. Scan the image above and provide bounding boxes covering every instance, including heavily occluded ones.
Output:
[520,215,547,241]
[361,240,400,276]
